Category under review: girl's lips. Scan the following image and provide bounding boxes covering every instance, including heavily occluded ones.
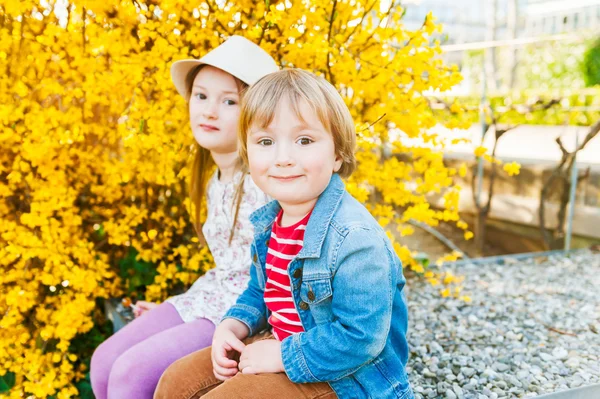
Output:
[199,124,219,131]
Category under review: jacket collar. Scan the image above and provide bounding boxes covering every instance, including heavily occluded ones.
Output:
[250,173,346,259]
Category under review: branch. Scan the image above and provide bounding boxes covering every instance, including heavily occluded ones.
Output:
[556,137,568,157]
[205,0,231,35]
[352,3,397,55]
[408,219,469,259]
[343,0,378,43]
[577,118,600,151]
[82,7,86,53]
[361,113,386,132]
[326,0,338,86]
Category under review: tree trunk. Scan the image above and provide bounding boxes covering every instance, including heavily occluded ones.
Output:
[506,0,518,89]
[485,0,499,91]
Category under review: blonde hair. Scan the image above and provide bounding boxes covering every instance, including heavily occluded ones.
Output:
[238,69,357,178]
[186,64,248,244]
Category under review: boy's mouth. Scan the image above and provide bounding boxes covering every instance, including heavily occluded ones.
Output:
[271,175,302,181]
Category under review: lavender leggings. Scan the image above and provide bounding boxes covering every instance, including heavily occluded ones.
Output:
[90,302,215,399]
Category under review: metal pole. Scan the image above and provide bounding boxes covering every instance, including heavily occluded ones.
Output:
[476,68,486,207]
[564,132,579,251]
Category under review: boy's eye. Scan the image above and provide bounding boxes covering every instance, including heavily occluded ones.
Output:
[258,138,273,146]
[297,137,313,145]
[224,99,237,105]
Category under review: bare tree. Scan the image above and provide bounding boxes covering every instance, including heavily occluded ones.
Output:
[539,119,600,249]
[470,99,559,255]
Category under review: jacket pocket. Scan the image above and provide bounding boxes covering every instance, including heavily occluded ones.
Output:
[300,276,333,304]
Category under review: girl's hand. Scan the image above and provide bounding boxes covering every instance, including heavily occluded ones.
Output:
[211,319,249,381]
[238,339,284,375]
[132,301,159,318]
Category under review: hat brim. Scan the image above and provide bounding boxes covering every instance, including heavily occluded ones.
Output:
[170,59,206,99]
[170,58,255,99]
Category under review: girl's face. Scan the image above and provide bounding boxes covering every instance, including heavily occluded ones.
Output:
[189,66,242,154]
[247,96,342,213]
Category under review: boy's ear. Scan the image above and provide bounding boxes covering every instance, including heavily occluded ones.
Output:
[333,154,343,173]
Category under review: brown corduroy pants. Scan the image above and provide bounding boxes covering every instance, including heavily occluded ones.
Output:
[153,331,337,399]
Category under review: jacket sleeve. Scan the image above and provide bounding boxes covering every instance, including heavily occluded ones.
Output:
[280,227,400,383]
[221,248,269,336]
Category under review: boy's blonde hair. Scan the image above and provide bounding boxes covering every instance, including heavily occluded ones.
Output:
[238,69,357,178]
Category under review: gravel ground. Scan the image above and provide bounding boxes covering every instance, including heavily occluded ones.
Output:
[405,251,600,399]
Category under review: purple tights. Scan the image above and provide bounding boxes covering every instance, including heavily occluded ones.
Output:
[90,302,215,399]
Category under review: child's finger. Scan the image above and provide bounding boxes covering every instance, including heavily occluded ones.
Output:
[225,337,245,353]
[215,356,237,368]
[214,347,237,368]
[241,366,257,375]
[213,363,238,378]
[238,358,250,371]
[213,369,235,381]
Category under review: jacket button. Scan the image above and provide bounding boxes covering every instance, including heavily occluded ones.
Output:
[307,291,315,301]
[253,254,258,263]
[265,239,270,247]
[293,268,302,278]
[299,301,309,311]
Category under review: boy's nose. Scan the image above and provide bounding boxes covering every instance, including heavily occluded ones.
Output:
[275,144,294,167]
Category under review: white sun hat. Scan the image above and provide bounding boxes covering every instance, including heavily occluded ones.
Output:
[170,35,279,98]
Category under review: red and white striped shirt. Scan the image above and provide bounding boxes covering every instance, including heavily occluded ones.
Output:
[264,210,311,341]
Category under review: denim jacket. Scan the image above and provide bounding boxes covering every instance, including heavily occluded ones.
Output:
[223,174,414,399]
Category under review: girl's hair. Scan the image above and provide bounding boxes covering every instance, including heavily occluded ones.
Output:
[186,64,248,244]
[238,68,357,178]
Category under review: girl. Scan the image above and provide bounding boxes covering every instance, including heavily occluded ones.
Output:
[154,69,414,399]
[90,36,278,399]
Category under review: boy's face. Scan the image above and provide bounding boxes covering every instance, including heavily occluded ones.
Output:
[247,97,342,213]
[188,66,241,155]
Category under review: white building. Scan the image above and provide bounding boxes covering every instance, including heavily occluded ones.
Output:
[524,0,600,35]
[401,0,525,44]
[402,0,599,45]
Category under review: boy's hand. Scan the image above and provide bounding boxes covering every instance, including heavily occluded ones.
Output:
[238,339,284,375]
[211,319,249,381]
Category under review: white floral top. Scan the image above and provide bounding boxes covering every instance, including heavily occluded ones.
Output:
[166,170,270,325]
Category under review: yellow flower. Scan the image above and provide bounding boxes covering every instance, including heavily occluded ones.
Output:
[503,162,521,176]
[0,0,472,395]
[474,146,487,157]
[450,102,462,113]
[458,163,467,177]
[147,229,158,240]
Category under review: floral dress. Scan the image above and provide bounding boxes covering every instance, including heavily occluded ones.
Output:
[166,171,270,325]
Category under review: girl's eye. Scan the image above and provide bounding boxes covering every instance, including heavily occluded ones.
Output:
[258,138,273,146]
[297,137,313,146]
[224,99,237,105]
[194,93,207,100]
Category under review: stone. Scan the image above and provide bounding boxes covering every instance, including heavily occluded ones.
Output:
[461,367,476,378]
[446,389,457,399]
[552,347,569,360]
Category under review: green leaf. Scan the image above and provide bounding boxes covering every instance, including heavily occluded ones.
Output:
[75,375,95,399]
[0,372,16,393]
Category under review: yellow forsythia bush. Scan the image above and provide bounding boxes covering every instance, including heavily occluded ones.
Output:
[0,0,470,396]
